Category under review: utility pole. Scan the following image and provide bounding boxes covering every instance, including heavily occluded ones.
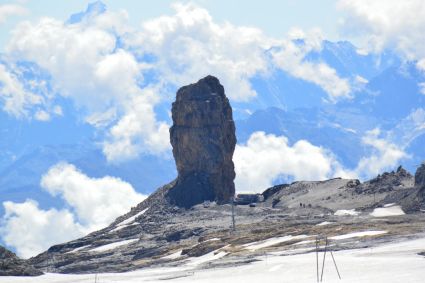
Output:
[231,196,236,232]
[316,237,319,283]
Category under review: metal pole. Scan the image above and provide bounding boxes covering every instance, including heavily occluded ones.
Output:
[330,250,342,280]
[320,237,328,282]
[231,196,235,231]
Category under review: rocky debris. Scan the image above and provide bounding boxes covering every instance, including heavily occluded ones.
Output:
[0,245,42,276]
[354,166,413,195]
[167,75,236,208]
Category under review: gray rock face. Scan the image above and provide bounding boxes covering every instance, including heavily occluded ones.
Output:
[414,163,425,188]
[167,76,236,208]
[0,245,42,276]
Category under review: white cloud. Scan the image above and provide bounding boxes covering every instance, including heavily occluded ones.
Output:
[34,109,50,121]
[40,162,146,228]
[1,200,84,259]
[102,87,171,162]
[0,163,146,258]
[233,132,350,192]
[270,28,351,101]
[354,128,409,179]
[338,0,425,63]
[5,12,170,160]
[129,2,271,102]
[128,3,351,102]
[0,64,43,118]
[0,4,27,24]
[234,130,409,192]
[7,17,125,111]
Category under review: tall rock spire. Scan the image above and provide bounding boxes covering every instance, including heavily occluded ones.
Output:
[167,75,236,208]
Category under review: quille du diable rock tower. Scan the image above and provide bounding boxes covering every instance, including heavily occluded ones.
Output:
[166,75,236,208]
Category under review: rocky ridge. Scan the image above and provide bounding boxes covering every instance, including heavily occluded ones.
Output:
[27,164,425,274]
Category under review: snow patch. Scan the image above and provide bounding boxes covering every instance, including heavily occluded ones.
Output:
[90,239,138,252]
[292,240,315,246]
[65,245,91,254]
[330,231,387,240]
[334,209,359,216]
[203,238,220,243]
[109,223,136,233]
[243,235,308,251]
[116,208,149,226]
[185,250,228,266]
[370,205,405,217]
[384,203,396,207]
[162,250,182,260]
[316,221,333,226]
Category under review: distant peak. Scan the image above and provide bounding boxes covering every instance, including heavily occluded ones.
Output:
[67,1,107,24]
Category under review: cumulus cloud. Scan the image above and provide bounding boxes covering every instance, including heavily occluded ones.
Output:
[1,200,84,259]
[0,64,43,118]
[270,28,352,101]
[234,130,408,192]
[1,163,146,258]
[338,0,425,63]
[233,132,350,192]
[40,163,146,228]
[128,2,271,102]
[102,87,171,162]
[7,17,131,111]
[5,10,171,160]
[0,4,27,24]
[355,128,409,179]
[129,4,351,102]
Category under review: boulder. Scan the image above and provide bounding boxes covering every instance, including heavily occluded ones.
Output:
[167,76,236,208]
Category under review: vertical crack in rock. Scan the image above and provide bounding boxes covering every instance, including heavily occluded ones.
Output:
[166,75,236,208]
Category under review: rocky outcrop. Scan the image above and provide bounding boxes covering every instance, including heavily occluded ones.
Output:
[0,246,42,276]
[167,76,236,208]
[384,163,425,212]
[415,163,425,188]
[354,166,413,195]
